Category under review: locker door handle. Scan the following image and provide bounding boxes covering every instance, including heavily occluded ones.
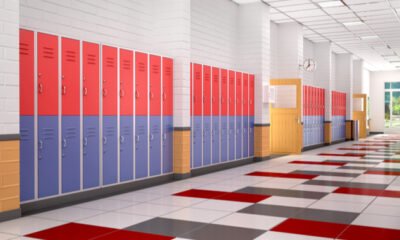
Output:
[103,89,108,97]
[120,89,125,97]
[150,92,154,99]
[62,85,67,95]
[83,87,88,96]
[163,133,167,140]
[63,138,67,148]
[120,135,125,143]
[136,135,140,142]
[83,137,88,146]
[103,137,107,145]
[163,92,167,100]
[150,134,154,141]
[39,140,43,149]
[38,83,43,94]
[135,90,139,98]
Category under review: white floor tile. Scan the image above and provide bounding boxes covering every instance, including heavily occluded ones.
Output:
[259,196,316,208]
[308,200,368,213]
[214,212,286,230]
[255,231,334,240]
[78,212,152,229]
[109,192,163,202]
[352,175,396,184]
[150,195,205,207]
[117,203,182,217]
[373,197,400,207]
[313,176,353,182]
[364,204,400,217]
[32,206,103,222]
[253,181,300,190]
[74,198,139,211]
[162,207,230,223]
[192,199,252,212]
[321,193,376,204]
[0,233,18,240]
[352,213,400,230]
[0,216,65,236]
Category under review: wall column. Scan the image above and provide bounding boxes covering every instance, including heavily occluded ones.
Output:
[0,0,21,221]
[238,2,271,161]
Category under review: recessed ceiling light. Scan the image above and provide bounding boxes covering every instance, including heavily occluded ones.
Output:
[318,1,344,8]
[360,35,379,40]
[343,21,364,26]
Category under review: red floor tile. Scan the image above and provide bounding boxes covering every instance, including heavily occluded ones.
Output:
[380,189,400,198]
[271,219,348,238]
[338,225,400,240]
[384,159,400,163]
[338,148,378,151]
[174,189,270,203]
[289,160,346,166]
[174,189,227,199]
[214,192,270,203]
[365,170,400,176]
[26,223,117,240]
[246,171,317,179]
[354,144,390,147]
[318,153,365,157]
[92,230,174,240]
[334,187,384,197]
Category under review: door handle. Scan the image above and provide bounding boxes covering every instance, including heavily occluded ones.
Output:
[103,89,108,97]
[63,138,67,148]
[39,140,43,149]
[103,137,107,145]
[38,83,43,94]
[62,85,67,95]
[136,135,140,142]
[135,90,139,98]
[120,89,125,97]
[83,87,88,96]
[150,134,154,141]
[83,137,88,146]
[163,92,167,100]
[120,135,125,143]
[163,133,167,140]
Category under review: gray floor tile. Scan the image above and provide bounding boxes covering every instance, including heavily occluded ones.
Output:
[325,160,379,165]
[303,180,388,190]
[291,170,360,178]
[239,204,303,218]
[372,168,400,172]
[180,224,266,240]
[235,187,328,199]
[338,166,371,170]
[125,217,205,237]
[294,208,359,224]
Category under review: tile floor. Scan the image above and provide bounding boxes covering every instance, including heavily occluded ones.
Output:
[2,134,400,239]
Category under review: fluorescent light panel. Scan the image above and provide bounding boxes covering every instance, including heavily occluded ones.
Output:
[361,35,379,40]
[343,21,364,26]
[318,1,344,8]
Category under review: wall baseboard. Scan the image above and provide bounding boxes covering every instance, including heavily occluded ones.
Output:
[0,208,21,223]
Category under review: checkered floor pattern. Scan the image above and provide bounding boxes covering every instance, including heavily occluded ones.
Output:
[2,134,400,239]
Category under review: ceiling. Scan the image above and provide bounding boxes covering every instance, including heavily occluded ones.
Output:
[233,0,400,71]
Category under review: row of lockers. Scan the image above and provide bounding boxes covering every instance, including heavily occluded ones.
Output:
[303,86,325,147]
[190,63,255,169]
[19,29,173,202]
[303,86,325,116]
[332,91,347,116]
[190,64,255,116]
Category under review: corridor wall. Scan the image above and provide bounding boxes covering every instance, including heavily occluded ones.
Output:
[190,63,255,169]
[19,29,174,202]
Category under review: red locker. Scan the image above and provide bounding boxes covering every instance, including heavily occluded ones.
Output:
[190,63,193,116]
[120,49,133,115]
[83,42,99,115]
[236,72,242,116]
[203,65,211,116]
[303,86,306,116]
[135,52,148,116]
[150,55,161,116]
[20,29,34,115]
[229,70,235,115]
[193,63,202,116]
[221,69,228,116]
[102,45,117,116]
[38,32,59,116]
[162,57,173,116]
[243,73,248,116]
[322,90,325,115]
[249,74,255,116]
[212,67,220,116]
[305,86,309,116]
[62,38,80,115]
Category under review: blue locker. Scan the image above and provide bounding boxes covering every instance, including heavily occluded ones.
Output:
[135,116,148,178]
[83,116,99,189]
[20,116,35,202]
[235,117,242,159]
[162,116,173,173]
[150,116,162,176]
[203,116,212,166]
[212,116,220,164]
[62,116,80,193]
[220,116,228,162]
[103,116,118,185]
[120,116,134,182]
[228,116,235,161]
[243,116,249,157]
[38,116,59,198]
[249,116,254,156]
[193,116,202,168]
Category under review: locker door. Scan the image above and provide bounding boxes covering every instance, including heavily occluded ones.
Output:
[82,42,100,189]
[249,74,255,156]
[203,65,211,166]
[37,33,59,198]
[211,67,220,164]
[228,70,235,160]
[303,86,307,147]
[220,69,228,162]
[235,72,242,159]
[242,74,249,157]
[61,38,80,193]
[135,52,148,178]
[20,29,34,116]
[193,64,203,168]
[102,45,118,185]
[120,49,134,182]
[150,55,161,176]
[20,29,35,201]
[162,57,173,173]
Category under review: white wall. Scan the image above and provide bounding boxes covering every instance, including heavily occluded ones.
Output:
[0,0,19,135]
[335,54,353,119]
[370,70,400,132]
[191,0,238,69]
[302,38,314,85]
[270,22,278,79]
